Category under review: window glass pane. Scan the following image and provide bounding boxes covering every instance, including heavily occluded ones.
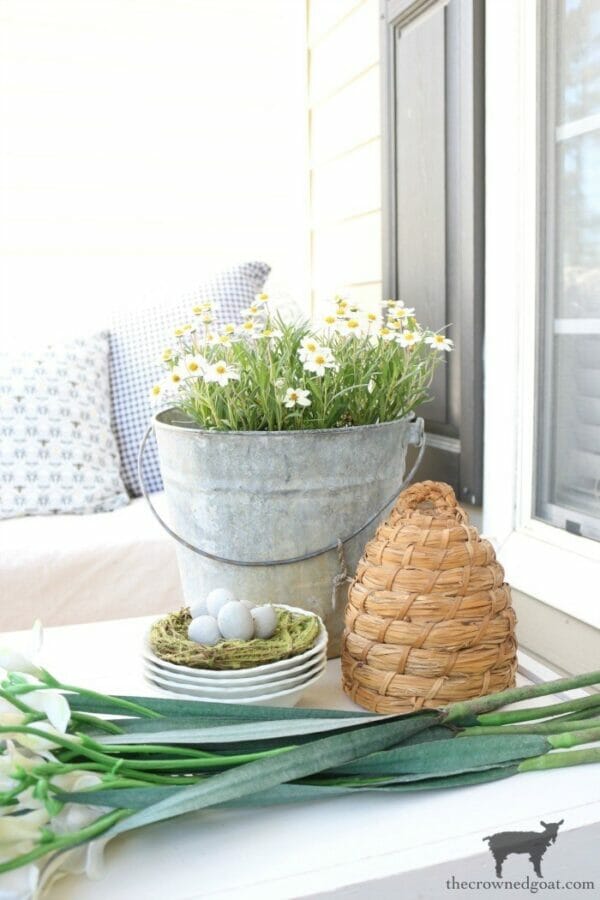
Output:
[536,0,600,541]
[556,0,600,122]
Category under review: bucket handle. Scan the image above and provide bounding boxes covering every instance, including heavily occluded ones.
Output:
[138,417,426,568]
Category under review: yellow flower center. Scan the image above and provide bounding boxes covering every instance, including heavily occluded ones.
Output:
[289,392,298,401]
[314,355,326,365]
[187,361,199,372]
[367,313,377,322]
[242,321,254,331]
[324,316,336,325]
[171,373,181,383]
[380,327,391,335]
[404,332,414,340]
[305,342,317,352]
[347,319,360,329]
[162,348,173,360]
[216,364,227,375]
[151,385,161,395]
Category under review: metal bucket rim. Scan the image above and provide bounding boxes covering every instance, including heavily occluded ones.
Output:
[153,408,416,439]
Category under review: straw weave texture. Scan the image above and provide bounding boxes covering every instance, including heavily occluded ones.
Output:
[342,481,517,713]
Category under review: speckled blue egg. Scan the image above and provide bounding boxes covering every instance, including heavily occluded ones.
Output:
[217,602,255,641]
[189,597,208,618]
[188,615,222,646]
[251,605,278,639]
[206,588,237,617]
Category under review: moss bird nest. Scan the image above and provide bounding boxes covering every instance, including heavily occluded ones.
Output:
[150,607,321,670]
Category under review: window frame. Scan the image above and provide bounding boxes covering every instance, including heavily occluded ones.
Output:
[483,0,600,631]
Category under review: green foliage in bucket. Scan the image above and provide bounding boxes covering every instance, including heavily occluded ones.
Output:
[150,295,453,431]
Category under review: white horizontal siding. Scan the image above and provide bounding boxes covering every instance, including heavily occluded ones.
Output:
[307,0,383,315]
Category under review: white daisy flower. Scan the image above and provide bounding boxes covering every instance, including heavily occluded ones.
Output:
[255,292,269,304]
[397,329,422,348]
[298,337,320,362]
[340,318,363,337]
[258,326,282,340]
[389,304,415,320]
[283,387,311,408]
[378,326,396,342]
[238,320,258,336]
[242,303,263,317]
[182,354,207,376]
[191,300,216,315]
[303,348,337,377]
[166,367,186,386]
[173,323,196,338]
[204,360,240,386]
[425,333,454,351]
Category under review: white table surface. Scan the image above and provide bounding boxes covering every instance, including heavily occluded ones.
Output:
[3,616,600,899]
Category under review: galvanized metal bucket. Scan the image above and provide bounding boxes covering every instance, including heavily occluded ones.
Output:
[140,410,425,655]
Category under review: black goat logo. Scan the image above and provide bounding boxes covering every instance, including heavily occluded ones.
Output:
[483,820,564,878]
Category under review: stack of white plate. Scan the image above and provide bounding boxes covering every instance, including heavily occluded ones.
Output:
[142,605,328,707]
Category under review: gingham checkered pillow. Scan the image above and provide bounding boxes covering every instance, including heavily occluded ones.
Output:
[109,261,270,496]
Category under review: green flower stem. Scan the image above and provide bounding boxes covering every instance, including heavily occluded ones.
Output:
[460,717,600,736]
[444,670,600,725]
[97,743,215,760]
[37,672,162,720]
[58,686,162,720]
[547,726,600,749]
[0,808,132,875]
[33,761,204,786]
[0,687,43,718]
[90,745,293,772]
[518,747,600,773]
[0,725,127,771]
[69,712,124,735]
[474,694,600,727]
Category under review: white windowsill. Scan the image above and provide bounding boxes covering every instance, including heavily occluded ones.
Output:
[496,526,600,630]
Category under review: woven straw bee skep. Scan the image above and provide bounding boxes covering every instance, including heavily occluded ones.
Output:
[342,481,517,714]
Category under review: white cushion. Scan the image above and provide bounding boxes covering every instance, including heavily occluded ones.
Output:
[0,332,129,519]
[0,495,183,630]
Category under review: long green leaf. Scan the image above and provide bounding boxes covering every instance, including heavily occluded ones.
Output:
[323,734,549,777]
[67,694,375,721]
[93,715,388,747]
[59,765,516,812]
[106,714,441,837]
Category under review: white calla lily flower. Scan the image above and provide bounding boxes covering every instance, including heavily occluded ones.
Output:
[0,808,49,849]
[0,862,39,900]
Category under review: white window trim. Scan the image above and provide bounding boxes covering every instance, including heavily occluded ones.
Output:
[483,0,600,631]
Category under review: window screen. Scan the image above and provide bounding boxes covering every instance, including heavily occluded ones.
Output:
[536,0,600,540]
